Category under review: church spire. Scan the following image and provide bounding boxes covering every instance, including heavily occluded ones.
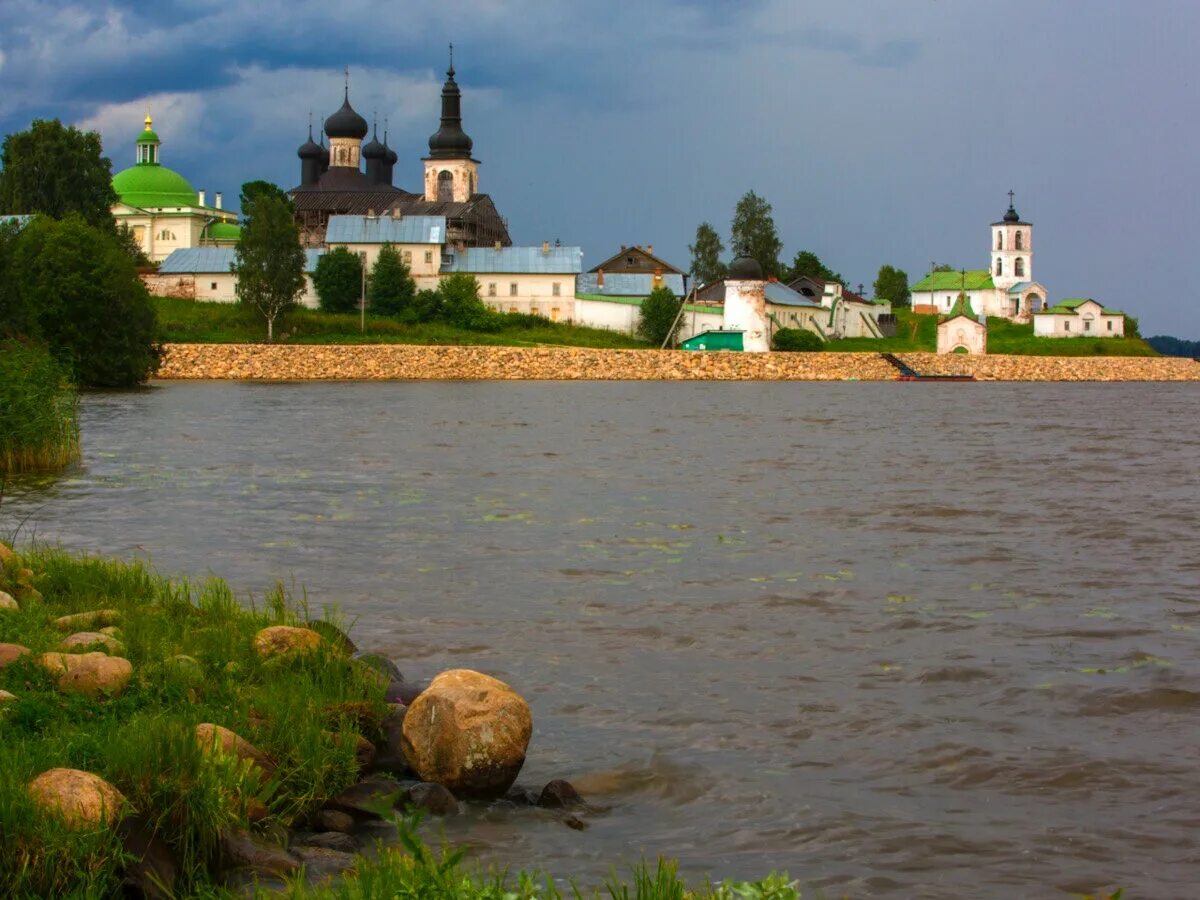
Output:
[427,47,473,159]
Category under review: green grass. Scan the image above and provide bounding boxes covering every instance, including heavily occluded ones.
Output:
[0,342,81,475]
[826,310,1158,356]
[154,297,649,350]
[0,547,387,896]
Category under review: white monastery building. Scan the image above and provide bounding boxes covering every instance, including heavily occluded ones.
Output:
[1033,299,1126,338]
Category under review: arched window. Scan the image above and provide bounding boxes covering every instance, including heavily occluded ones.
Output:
[437,170,453,202]
[1015,231,1024,250]
[995,258,1002,276]
[1015,258,1025,277]
[996,232,1003,250]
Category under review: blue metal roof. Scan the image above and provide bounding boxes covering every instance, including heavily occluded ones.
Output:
[764,281,823,308]
[575,272,685,297]
[159,247,324,274]
[1007,280,1035,294]
[442,246,583,275]
[326,214,447,245]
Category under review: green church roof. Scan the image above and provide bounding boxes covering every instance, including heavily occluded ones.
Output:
[942,292,977,320]
[137,129,160,143]
[112,163,197,210]
[913,269,995,292]
[1035,298,1124,316]
[204,222,241,241]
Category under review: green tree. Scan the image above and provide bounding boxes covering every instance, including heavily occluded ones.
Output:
[437,273,497,330]
[730,191,783,278]
[413,288,443,323]
[0,120,117,229]
[233,194,305,341]
[688,222,726,286]
[931,262,955,273]
[637,285,683,346]
[873,264,911,307]
[367,244,417,317]
[313,247,364,313]
[239,181,292,222]
[787,250,843,285]
[0,217,34,338]
[8,215,158,386]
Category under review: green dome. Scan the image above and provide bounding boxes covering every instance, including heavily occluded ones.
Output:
[113,163,197,209]
[137,129,160,143]
[204,221,241,241]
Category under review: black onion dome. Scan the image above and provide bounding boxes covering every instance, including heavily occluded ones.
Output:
[325,91,369,140]
[1003,204,1020,223]
[728,255,764,280]
[362,131,387,160]
[385,144,399,165]
[298,127,323,160]
[427,66,474,158]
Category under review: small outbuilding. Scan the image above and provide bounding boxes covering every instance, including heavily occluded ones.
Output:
[936,294,987,354]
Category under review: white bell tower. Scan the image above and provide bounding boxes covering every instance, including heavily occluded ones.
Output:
[990,191,1033,291]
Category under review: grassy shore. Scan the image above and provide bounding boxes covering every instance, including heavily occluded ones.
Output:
[155,297,649,350]
[0,342,81,475]
[0,545,798,898]
[831,310,1158,356]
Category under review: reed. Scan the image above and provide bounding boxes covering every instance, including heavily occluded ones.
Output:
[0,341,81,475]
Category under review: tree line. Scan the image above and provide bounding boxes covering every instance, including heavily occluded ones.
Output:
[688,190,913,308]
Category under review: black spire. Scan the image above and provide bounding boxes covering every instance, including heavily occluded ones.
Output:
[427,45,474,159]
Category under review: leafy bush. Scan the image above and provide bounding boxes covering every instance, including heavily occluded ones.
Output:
[0,341,79,474]
[313,247,364,314]
[772,328,823,352]
[437,273,501,331]
[7,215,159,386]
[637,286,683,346]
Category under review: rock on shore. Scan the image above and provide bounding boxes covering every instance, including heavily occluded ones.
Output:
[400,668,533,798]
[28,768,126,828]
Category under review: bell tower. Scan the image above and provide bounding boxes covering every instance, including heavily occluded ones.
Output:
[990,191,1033,291]
[424,45,479,203]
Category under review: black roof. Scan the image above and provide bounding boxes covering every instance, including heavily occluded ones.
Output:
[427,67,474,159]
[728,255,763,280]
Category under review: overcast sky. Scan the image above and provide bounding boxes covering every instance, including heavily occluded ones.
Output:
[1,0,1197,337]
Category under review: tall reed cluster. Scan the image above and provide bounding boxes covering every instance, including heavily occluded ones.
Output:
[0,341,81,475]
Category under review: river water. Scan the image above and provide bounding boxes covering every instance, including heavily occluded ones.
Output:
[4,381,1199,897]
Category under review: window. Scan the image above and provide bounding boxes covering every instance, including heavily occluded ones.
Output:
[158,229,175,240]
[1015,231,1024,250]
[1064,321,1070,331]
[509,305,518,314]
[437,170,453,202]
[402,250,412,264]
[424,251,433,264]
[488,283,497,297]
[1015,258,1025,277]
[552,282,561,297]
[210,282,217,290]
[1107,320,1113,331]
[996,232,1003,250]
[550,307,560,321]
[626,257,634,266]
[510,282,518,296]
[1084,320,1092,331]
[995,258,1002,276]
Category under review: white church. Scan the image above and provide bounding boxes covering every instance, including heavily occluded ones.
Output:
[911,194,1049,321]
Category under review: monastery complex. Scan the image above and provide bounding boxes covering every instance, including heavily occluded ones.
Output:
[107,62,1128,352]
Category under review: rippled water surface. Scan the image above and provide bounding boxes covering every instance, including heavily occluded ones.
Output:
[6,381,1200,897]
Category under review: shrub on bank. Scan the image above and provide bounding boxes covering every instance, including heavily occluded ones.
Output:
[772,328,823,352]
[0,341,80,475]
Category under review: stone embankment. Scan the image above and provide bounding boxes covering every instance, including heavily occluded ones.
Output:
[895,353,1200,381]
[158,344,898,380]
[157,343,1200,382]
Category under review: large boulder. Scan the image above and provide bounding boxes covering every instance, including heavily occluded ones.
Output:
[0,590,17,611]
[59,631,125,655]
[0,689,16,704]
[53,609,121,631]
[118,814,179,900]
[195,724,276,783]
[0,643,31,668]
[28,768,126,828]
[400,669,533,798]
[39,652,133,698]
[218,829,300,876]
[252,625,322,660]
[0,541,14,567]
